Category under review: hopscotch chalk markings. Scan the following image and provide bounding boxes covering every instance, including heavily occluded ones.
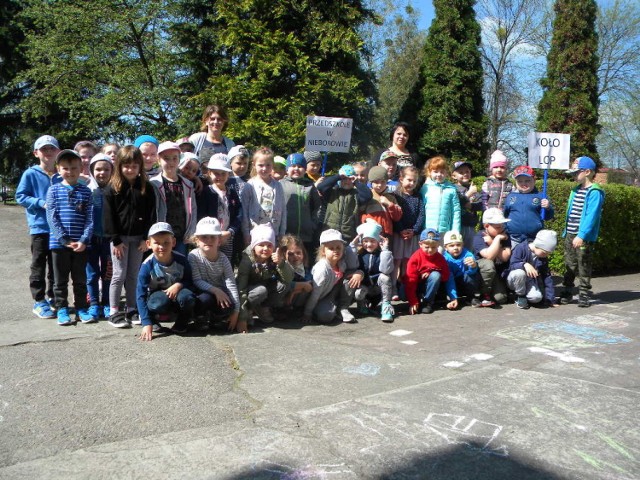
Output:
[424,413,509,457]
[389,329,412,337]
[528,346,585,363]
[442,353,494,368]
[400,340,418,345]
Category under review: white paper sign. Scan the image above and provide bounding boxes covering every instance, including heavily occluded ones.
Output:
[527,132,570,169]
[305,116,353,153]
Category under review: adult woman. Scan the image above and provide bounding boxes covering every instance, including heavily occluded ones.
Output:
[371,122,421,171]
[189,105,236,164]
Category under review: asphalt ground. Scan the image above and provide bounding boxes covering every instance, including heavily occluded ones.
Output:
[1,204,639,479]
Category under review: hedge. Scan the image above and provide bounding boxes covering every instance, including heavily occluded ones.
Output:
[473,177,640,274]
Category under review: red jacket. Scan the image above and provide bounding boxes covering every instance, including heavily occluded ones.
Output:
[403,249,451,307]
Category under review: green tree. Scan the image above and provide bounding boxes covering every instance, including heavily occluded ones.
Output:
[536,0,600,164]
[402,0,488,167]
[193,0,377,156]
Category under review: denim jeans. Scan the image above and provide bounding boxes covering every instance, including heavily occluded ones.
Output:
[147,288,196,322]
[86,236,111,306]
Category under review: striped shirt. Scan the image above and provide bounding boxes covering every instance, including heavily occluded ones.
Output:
[566,187,588,235]
[188,248,240,311]
[46,183,93,249]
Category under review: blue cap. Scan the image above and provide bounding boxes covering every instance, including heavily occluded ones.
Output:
[134,135,159,148]
[567,156,596,173]
[339,165,355,177]
[420,228,440,242]
[286,153,306,169]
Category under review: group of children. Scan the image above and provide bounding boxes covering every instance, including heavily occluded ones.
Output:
[16,131,604,340]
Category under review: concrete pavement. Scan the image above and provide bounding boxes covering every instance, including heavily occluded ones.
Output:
[1,204,639,479]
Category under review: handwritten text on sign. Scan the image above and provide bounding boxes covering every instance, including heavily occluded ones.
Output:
[306,116,353,153]
[527,132,570,170]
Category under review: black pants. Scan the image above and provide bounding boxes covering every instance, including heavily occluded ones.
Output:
[30,233,55,302]
[52,248,88,309]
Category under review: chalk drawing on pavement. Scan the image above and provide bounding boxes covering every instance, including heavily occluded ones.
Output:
[423,413,509,457]
[253,461,356,479]
[389,329,413,337]
[401,340,418,345]
[528,346,585,363]
[343,363,381,377]
[570,313,628,329]
[442,361,465,368]
[443,353,494,368]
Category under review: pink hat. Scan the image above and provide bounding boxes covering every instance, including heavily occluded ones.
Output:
[490,150,508,169]
[158,141,181,155]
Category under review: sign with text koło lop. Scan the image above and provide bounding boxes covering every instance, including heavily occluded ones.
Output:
[306,116,353,153]
[527,132,570,170]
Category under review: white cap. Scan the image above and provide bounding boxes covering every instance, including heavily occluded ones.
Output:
[207,153,232,172]
[319,229,345,244]
[179,152,199,169]
[34,135,60,150]
[482,208,511,224]
[157,141,181,155]
[443,231,464,245]
[227,145,249,160]
[194,217,222,236]
[148,222,174,237]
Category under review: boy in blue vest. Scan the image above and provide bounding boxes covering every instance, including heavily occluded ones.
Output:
[558,157,605,308]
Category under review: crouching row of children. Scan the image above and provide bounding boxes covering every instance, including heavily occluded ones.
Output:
[134,208,560,340]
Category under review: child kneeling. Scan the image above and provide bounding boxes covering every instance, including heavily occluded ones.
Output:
[404,229,458,315]
[136,222,196,341]
[188,217,243,333]
[443,231,481,306]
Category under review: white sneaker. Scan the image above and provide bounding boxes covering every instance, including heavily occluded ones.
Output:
[340,308,356,323]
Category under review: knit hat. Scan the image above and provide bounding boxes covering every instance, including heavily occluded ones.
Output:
[319,229,345,244]
[227,145,249,160]
[207,153,232,172]
[55,149,81,164]
[304,150,322,163]
[158,141,181,155]
[356,219,382,242]
[443,231,464,246]
[194,217,222,236]
[533,229,557,253]
[513,165,535,178]
[566,156,596,174]
[368,166,388,182]
[490,150,508,168]
[134,135,159,148]
[34,135,60,150]
[482,208,510,224]
[148,222,174,237]
[420,228,440,242]
[339,165,355,177]
[179,152,199,169]
[453,161,473,171]
[286,153,306,169]
[379,150,398,164]
[250,223,276,250]
[89,153,113,173]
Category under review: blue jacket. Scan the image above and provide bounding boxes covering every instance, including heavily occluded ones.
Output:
[443,249,479,279]
[507,242,554,303]
[16,166,62,234]
[563,183,605,242]
[504,188,554,244]
[354,246,394,286]
[419,179,461,233]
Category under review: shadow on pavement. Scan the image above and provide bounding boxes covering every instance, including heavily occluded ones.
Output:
[596,289,640,304]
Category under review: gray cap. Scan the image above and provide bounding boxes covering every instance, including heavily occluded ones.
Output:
[148,222,174,237]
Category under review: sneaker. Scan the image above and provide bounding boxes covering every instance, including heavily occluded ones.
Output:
[480,294,495,308]
[171,321,188,334]
[558,290,573,305]
[421,303,434,314]
[103,305,111,319]
[56,307,73,326]
[391,294,400,302]
[515,296,530,309]
[470,297,482,308]
[578,295,590,308]
[255,306,274,324]
[380,301,394,323]
[108,312,131,328]
[77,308,98,323]
[194,315,210,332]
[88,305,101,319]
[47,298,57,313]
[152,323,164,333]
[340,308,356,323]
[356,301,374,316]
[126,310,141,325]
[33,301,56,319]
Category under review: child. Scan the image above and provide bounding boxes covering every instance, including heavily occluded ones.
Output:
[101,143,120,163]
[404,229,458,314]
[45,150,95,325]
[352,161,369,184]
[227,145,251,196]
[506,229,557,309]
[150,141,197,255]
[272,155,287,181]
[317,164,372,243]
[179,152,200,184]
[443,230,481,307]
[482,150,513,210]
[350,219,395,322]
[303,229,364,324]
[86,153,114,319]
[176,137,196,153]
[280,234,313,309]
[188,217,243,332]
[378,151,399,192]
[236,224,293,324]
[304,150,324,187]
[393,166,425,300]
[241,147,287,244]
[280,153,323,255]
[16,135,61,319]
[134,135,160,176]
[103,145,156,328]
[420,156,461,237]
[452,160,482,252]
[74,141,98,181]
[559,156,605,308]
[361,166,402,239]
[137,222,197,340]
[473,208,512,306]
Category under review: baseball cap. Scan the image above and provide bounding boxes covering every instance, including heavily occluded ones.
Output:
[34,135,60,151]
[148,222,174,237]
[207,153,232,172]
[566,156,596,174]
[176,136,195,148]
[319,229,345,244]
[512,165,535,178]
[420,228,440,242]
[453,161,473,171]
[482,208,511,224]
[157,141,181,155]
[179,152,200,169]
[55,149,81,163]
[274,155,287,169]
[379,150,398,164]
[227,145,249,160]
[194,217,222,236]
[443,231,464,245]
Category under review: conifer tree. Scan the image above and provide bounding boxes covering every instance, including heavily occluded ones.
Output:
[536,0,600,163]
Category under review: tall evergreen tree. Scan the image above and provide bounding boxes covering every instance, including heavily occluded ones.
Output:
[536,0,600,163]
[401,0,488,166]
[193,0,377,155]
